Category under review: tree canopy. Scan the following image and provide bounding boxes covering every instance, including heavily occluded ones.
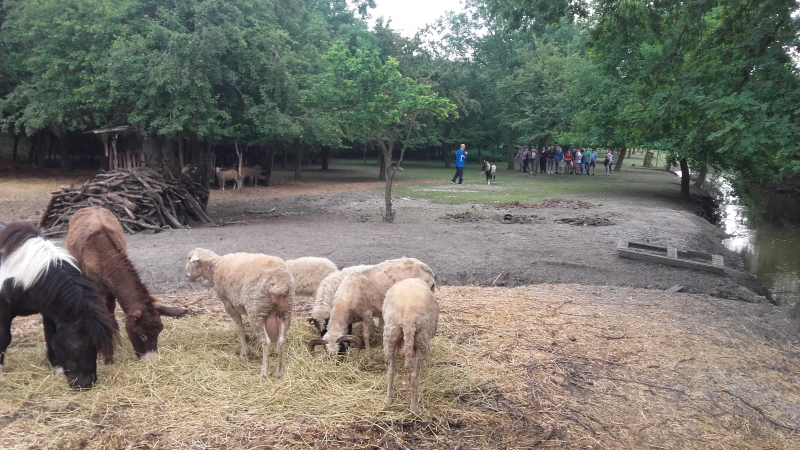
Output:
[0,0,798,198]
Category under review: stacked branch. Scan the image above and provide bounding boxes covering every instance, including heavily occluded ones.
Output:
[39,167,213,236]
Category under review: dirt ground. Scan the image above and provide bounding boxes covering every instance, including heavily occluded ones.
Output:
[0,160,778,301]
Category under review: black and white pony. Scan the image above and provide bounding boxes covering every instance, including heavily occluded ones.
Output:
[481,160,497,185]
[0,222,118,388]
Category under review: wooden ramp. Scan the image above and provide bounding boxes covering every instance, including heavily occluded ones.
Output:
[617,241,725,274]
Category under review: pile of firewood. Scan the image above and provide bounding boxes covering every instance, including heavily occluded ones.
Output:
[39,167,213,236]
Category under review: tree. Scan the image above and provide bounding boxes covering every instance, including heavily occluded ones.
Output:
[325,43,457,222]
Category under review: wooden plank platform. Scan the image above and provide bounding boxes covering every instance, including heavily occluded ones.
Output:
[617,241,725,274]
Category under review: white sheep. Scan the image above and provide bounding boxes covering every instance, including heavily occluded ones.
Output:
[382,277,439,413]
[308,258,435,359]
[185,248,295,377]
[286,257,338,298]
[308,264,372,336]
[215,167,241,190]
[239,165,262,187]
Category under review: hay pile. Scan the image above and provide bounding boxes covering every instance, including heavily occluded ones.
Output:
[1,285,798,449]
[38,167,212,236]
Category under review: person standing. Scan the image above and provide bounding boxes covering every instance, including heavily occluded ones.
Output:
[451,144,468,184]
[517,146,524,171]
[564,148,573,174]
[529,148,537,175]
[604,149,613,176]
[522,147,530,173]
[589,149,598,175]
[547,147,556,174]
[574,149,583,175]
[555,146,564,174]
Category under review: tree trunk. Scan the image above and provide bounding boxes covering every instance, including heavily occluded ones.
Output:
[613,144,627,172]
[263,145,274,186]
[178,139,185,169]
[378,150,386,180]
[295,145,303,179]
[198,141,211,189]
[476,147,481,163]
[363,145,367,163]
[376,139,395,223]
[679,157,691,200]
[321,146,331,170]
[11,133,20,162]
[59,134,71,169]
[694,162,708,189]
[443,144,450,168]
[506,140,515,170]
[282,148,287,169]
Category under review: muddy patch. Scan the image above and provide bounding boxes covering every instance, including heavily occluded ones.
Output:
[443,212,488,223]
[556,216,614,226]
[494,198,594,210]
[500,213,544,224]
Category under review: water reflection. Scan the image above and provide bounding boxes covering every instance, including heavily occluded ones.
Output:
[713,176,800,305]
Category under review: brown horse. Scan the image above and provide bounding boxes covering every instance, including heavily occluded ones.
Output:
[65,207,189,360]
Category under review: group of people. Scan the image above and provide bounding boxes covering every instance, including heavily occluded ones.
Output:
[517,146,615,176]
[450,143,615,185]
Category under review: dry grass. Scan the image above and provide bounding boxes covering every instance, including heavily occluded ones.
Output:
[1,285,799,449]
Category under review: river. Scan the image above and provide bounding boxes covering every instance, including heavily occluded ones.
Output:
[711,177,800,306]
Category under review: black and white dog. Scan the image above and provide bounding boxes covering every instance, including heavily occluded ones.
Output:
[481,160,497,185]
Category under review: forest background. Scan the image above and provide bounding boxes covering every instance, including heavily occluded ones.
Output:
[1,0,798,205]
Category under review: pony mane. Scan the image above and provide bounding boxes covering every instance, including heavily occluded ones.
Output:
[46,263,119,360]
[0,223,79,292]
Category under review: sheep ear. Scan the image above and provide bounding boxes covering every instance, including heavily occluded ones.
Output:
[190,254,200,262]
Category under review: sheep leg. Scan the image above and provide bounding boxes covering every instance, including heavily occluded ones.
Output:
[384,344,397,405]
[222,303,249,358]
[273,318,287,378]
[362,312,372,360]
[260,322,272,377]
[410,353,421,413]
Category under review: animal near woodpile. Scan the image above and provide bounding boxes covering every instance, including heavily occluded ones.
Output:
[38,167,212,236]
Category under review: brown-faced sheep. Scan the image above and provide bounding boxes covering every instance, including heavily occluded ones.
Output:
[185,248,294,377]
[308,258,435,359]
[215,167,241,190]
[239,165,262,187]
[286,257,337,298]
[65,207,189,361]
[382,278,439,413]
[308,264,372,336]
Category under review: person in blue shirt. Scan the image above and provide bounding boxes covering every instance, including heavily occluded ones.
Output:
[450,144,468,184]
[555,147,564,174]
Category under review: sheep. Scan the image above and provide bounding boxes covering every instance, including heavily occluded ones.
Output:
[308,264,373,336]
[382,278,439,413]
[285,257,337,298]
[181,164,197,176]
[215,167,241,190]
[239,165,262,187]
[308,258,435,359]
[185,248,295,377]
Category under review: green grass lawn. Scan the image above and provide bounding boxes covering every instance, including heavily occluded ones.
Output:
[328,157,678,205]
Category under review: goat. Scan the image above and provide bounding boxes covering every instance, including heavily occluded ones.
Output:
[481,160,497,185]
[239,165,262,187]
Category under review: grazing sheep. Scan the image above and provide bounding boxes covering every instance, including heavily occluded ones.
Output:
[215,167,241,191]
[66,207,190,360]
[481,160,497,185]
[308,264,373,336]
[239,165,262,187]
[383,278,439,413]
[308,258,435,359]
[186,248,295,377]
[286,257,337,298]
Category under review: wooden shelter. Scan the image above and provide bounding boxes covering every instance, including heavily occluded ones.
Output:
[85,126,144,170]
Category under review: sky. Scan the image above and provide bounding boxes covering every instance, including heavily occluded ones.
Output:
[367,0,466,37]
